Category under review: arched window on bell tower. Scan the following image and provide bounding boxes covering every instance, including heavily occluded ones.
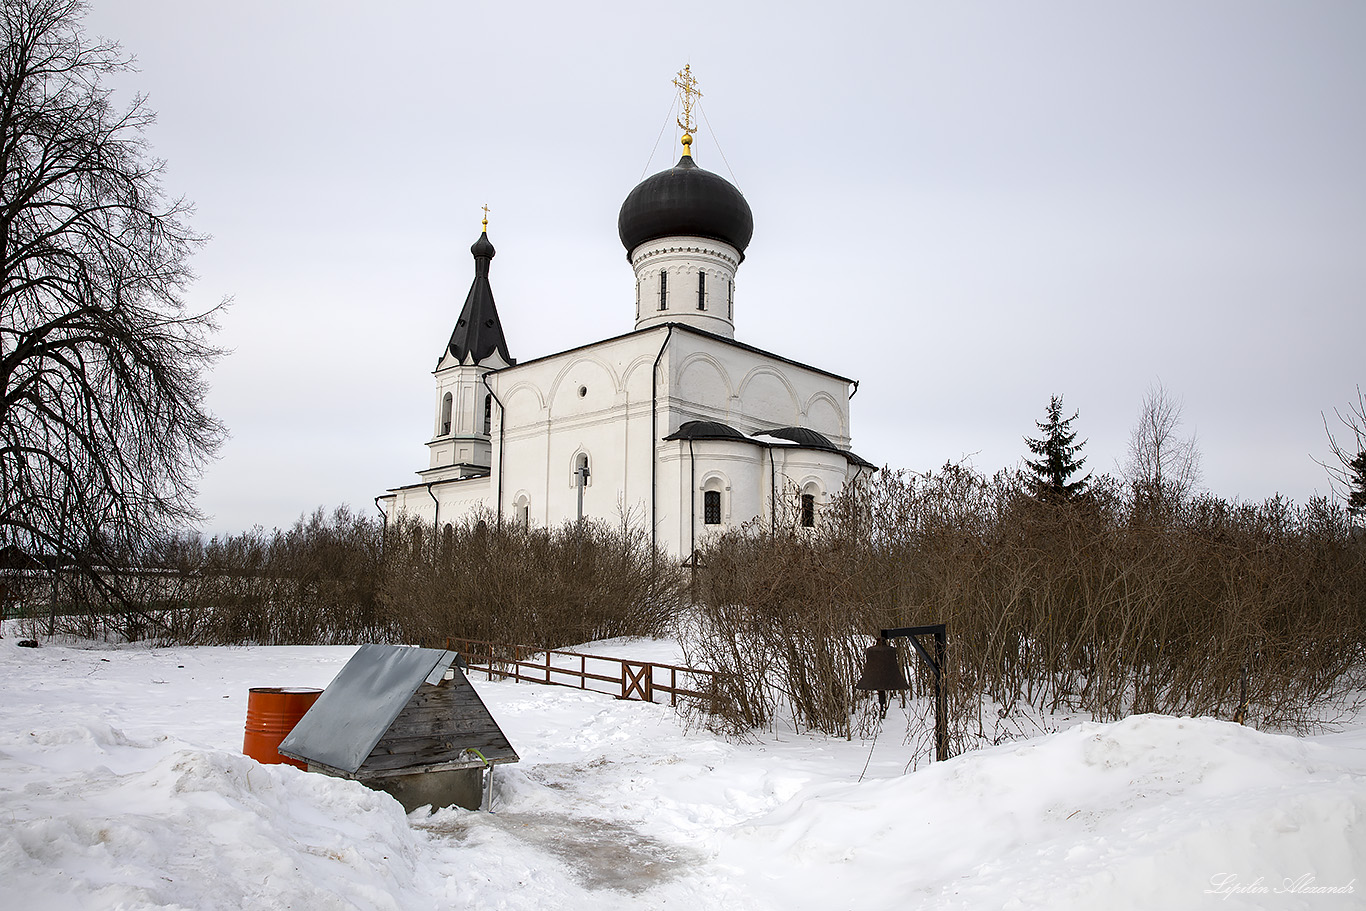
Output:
[440,392,453,436]
[483,394,492,435]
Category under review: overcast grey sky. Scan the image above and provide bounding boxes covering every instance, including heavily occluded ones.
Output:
[82,1,1365,535]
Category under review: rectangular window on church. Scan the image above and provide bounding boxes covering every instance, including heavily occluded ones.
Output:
[800,494,815,528]
[727,279,733,319]
[698,271,706,310]
[659,270,668,310]
[704,490,721,525]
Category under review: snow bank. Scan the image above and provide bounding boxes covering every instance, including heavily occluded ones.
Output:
[729,715,1364,909]
[0,731,430,910]
[1,637,1361,910]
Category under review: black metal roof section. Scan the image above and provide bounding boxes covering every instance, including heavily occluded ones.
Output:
[444,231,515,367]
[277,644,518,777]
[758,426,876,467]
[618,153,754,260]
[663,420,750,443]
[759,426,841,452]
[845,450,878,470]
[668,422,876,468]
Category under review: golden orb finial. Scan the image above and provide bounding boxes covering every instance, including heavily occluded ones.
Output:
[481,203,490,232]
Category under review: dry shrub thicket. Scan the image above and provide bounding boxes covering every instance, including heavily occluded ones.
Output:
[16,468,1364,748]
[20,507,680,651]
[685,466,1366,744]
[26,507,385,644]
[378,513,681,649]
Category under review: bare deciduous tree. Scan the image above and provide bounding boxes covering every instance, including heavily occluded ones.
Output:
[1317,386,1366,521]
[1,0,225,588]
[1123,381,1201,506]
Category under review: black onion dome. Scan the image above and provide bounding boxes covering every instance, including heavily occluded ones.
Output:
[470,231,496,259]
[444,231,514,367]
[618,154,753,260]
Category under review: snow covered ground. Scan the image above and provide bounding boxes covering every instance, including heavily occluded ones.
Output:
[2,633,1363,910]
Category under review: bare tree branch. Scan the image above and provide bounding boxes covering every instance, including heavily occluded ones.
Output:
[1316,385,1366,520]
[0,0,225,592]
[1123,380,1201,508]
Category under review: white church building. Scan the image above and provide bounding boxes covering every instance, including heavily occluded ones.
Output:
[380,124,874,558]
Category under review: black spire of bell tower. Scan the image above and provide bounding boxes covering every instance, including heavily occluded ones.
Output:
[443,228,514,366]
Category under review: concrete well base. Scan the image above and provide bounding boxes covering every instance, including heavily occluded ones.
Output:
[360,767,484,813]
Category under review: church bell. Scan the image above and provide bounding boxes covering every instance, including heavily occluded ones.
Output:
[855,639,911,693]
[856,639,910,718]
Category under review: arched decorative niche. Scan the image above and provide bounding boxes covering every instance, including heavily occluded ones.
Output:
[804,392,846,440]
[569,449,592,489]
[739,367,800,424]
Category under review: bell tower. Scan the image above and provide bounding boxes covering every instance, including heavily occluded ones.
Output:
[427,210,514,476]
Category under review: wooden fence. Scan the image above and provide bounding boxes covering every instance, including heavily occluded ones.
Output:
[443,636,721,707]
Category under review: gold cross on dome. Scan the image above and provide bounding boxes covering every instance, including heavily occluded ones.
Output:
[673,64,702,134]
[481,203,490,231]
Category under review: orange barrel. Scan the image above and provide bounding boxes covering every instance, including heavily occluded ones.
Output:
[243,687,322,768]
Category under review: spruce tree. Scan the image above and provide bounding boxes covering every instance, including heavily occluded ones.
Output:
[1348,449,1366,518]
[1024,395,1092,501]
[1317,387,1366,523]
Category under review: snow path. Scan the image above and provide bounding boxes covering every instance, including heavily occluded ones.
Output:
[1,637,1362,909]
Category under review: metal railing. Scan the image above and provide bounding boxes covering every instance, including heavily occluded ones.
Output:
[443,636,721,707]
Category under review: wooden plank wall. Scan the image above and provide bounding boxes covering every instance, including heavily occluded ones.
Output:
[358,677,518,778]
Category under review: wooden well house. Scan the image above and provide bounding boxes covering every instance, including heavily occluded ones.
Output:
[278,644,518,812]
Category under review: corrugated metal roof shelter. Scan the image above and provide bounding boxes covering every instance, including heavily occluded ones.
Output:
[278,644,518,811]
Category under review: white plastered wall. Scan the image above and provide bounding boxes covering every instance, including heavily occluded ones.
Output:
[488,331,662,531]
[394,322,860,557]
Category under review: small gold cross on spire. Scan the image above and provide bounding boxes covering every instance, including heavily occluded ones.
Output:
[673,64,702,155]
[481,203,490,232]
